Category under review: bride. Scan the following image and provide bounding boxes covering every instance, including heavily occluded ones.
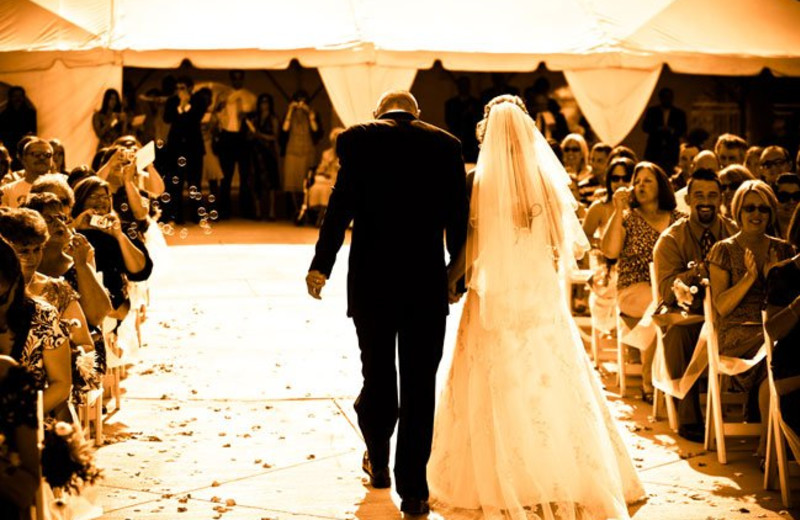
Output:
[428,95,645,520]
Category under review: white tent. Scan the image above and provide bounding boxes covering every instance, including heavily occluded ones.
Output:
[2,0,800,165]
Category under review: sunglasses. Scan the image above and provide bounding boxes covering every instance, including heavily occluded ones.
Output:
[563,147,581,153]
[720,182,742,192]
[776,191,800,203]
[610,175,631,182]
[761,158,787,169]
[741,204,771,214]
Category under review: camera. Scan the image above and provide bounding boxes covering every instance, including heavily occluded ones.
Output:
[89,214,113,229]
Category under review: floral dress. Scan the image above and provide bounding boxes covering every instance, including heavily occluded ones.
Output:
[16,300,69,393]
[617,209,684,291]
[0,364,38,519]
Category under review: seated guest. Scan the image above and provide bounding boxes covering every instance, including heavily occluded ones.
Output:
[578,142,612,202]
[0,355,40,520]
[744,146,764,177]
[759,146,792,188]
[608,145,638,164]
[602,161,682,402]
[67,165,95,189]
[675,150,720,214]
[670,142,700,191]
[307,128,344,227]
[560,133,591,201]
[708,179,795,455]
[714,133,748,169]
[71,177,153,321]
[0,137,53,208]
[49,138,67,174]
[765,203,800,436]
[0,236,70,415]
[775,173,800,240]
[0,145,11,185]
[653,168,737,442]
[719,164,755,218]
[26,186,112,328]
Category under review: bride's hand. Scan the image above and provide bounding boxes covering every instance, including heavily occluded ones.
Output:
[448,281,462,304]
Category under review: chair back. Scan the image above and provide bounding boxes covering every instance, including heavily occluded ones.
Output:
[704,286,766,375]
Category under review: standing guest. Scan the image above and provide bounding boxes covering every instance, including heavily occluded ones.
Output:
[670,143,700,191]
[775,173,800,239]
[113,135,166,197]
[48,139,67,174]
[196,88,223,216]
[643,88,687,174]
[759,146,792,188]
[0,87,37,171]
[745,146,764,177]
[714,133,748,169]
[282,90,322,220]
[602,161,682,403]
[163,76,209,224]
[653,168,737,442]
[306,91,467,515]
[0,146,11,185]
[245,93,281,221]
[444,77,481,164]
[92,89,127,150]
[0,226,71,415]
[0,355,39,520]
[523,77,568,142]
[0,138,53,208]
[765,203,800,436]
[708,180,795,457]
[215,70,257,220]
[718,164,755,218]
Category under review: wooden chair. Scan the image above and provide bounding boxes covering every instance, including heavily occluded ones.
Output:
[703,288,765,464]
[762,311,800,507]
[649,263,679,431]
[32,390,46,520]
[77,387,104,447]
[615,309,644,397]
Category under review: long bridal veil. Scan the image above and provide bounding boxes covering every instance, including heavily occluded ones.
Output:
[429,98,644,520]
[466,100,590,330]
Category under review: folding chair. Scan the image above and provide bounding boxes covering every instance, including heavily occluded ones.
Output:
[77,387,104,447]
[32,390,45,520]
[560,265,594,362]
[649,264,679,431]
[762,311,800,507]
[102,317,123,412]
[616,310,643,397]
[703,289,765,464]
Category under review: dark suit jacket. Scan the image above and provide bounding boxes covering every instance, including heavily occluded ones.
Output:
[643,105,687,170]
[310,111,468,318]
[164,92,209,160]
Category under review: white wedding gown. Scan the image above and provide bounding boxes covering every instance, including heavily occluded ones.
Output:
[427,99,645,520]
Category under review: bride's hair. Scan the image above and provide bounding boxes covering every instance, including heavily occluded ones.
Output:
[475,94,528,145]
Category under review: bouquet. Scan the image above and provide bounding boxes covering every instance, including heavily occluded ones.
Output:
[41,421,102,493]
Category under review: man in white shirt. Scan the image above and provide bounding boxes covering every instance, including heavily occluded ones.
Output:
[0,137,52,207]
[215,70,257,219]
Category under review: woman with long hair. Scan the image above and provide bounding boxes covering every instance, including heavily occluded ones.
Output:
[92,88,127,150]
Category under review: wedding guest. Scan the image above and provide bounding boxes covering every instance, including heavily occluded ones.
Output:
[0,86,37,171]
[92,89,127,150]
[708,179,795,456]
[670,143,700,191]
[0,229,71,415]
[67,165,95,189]
[776,173,800,240]
[523,77,568,141]
[583,157,634,243]
[745,146,764,177]
[765,203,800,435]
[0,138,53,208]
[113,135,166,196]
[72,177,152,320]
[0,146,11,185]
[602,161,682,403]
[307,128,344,227]
[675,150,720,214]
[281,90,322,220]
[653,168,737,441]
[578,142,612,202]
[0,355,39,520]
[194,88,223,217]
[715,133,747,169]
[643,88,687,174]
[215,70,257,220]
[759,146,792,187]
[719,165,755,218]
[444,77,481,163]
[49,138,67,174]
[246,93,280,221]
[95,146,150,234]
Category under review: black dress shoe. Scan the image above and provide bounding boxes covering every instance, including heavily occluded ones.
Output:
[678,424,705,443]
[361,451,391,489]
[400,497,430,515]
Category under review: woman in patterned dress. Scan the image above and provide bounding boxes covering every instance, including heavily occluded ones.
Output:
[601,161,683,402]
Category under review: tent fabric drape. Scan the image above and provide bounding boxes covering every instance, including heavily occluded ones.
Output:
[564,67,662,146]
[0,59,122,170]
[318,64,417,126]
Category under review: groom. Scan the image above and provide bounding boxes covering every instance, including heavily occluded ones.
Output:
[306,90,468,515]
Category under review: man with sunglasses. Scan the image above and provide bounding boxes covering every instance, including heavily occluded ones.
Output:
[759,146,792,188]
[654,168,737,442]
[0,137,52,208]
[775,173,800,239]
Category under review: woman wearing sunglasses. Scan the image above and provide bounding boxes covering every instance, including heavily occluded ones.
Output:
[718,164,755,218]
[708,179,796,457]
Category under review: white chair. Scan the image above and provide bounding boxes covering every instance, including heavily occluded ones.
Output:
[762,311,800,507]
[31,390,45,520]
[102,316,123,412]
[703,289,765,464]
[615,310,643,397]
[649,264,679,431]
[560,266,595,362]
[77,387,104,447]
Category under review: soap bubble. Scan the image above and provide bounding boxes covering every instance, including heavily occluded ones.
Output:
[197,207,207,218]
[177,157,187,167]
[172,176,180,184]
[120,203,129,212]
[156,139,165,149]
[209,210,219,220]
[207,194,216,203]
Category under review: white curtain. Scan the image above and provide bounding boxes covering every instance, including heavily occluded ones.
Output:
[564,67,661,146]
[0,59,122,169]
[318,64,417,127]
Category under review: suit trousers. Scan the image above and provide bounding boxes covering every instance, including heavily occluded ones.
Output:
[217,130,254,219]
[663,322,705,426]
[352,310,445,500]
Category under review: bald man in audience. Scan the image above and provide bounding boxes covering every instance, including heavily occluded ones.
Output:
[0,137,52,208]
[714,133,747,169]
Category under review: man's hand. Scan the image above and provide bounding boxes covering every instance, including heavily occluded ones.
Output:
[447,282,462,304]
[306,270,327,300]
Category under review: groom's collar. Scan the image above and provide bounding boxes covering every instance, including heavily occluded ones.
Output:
[378,110,417,122]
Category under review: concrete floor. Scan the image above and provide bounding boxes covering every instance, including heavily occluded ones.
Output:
[92,220,799,520]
